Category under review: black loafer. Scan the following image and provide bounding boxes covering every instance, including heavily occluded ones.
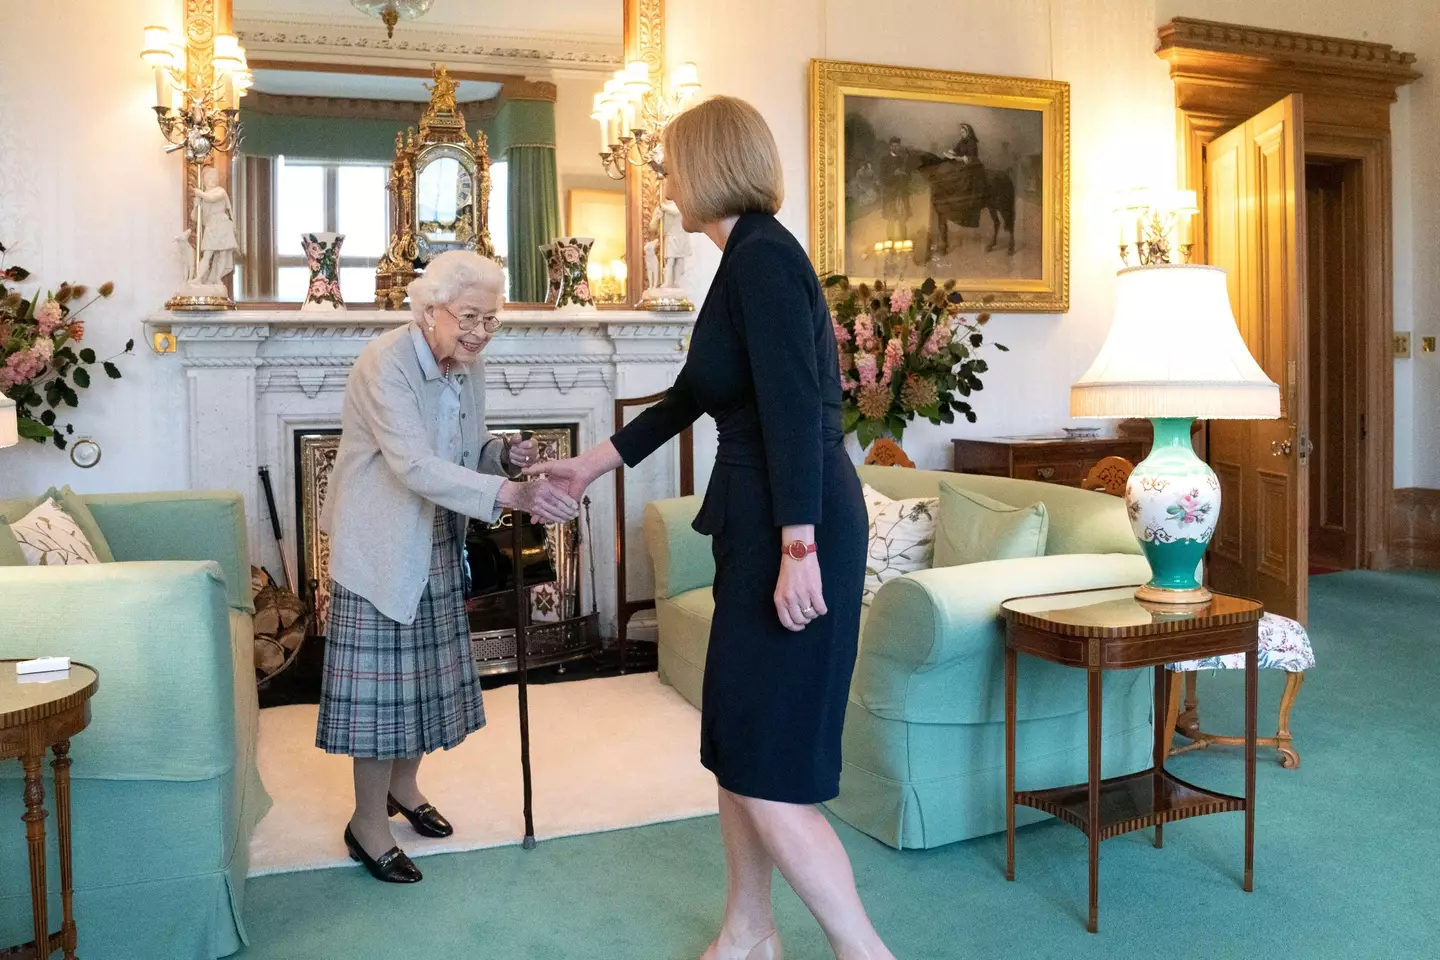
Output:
[387,793,454,838]
[344,826,422,883]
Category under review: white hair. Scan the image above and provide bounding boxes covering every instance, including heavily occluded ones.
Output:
[407,251,505,315]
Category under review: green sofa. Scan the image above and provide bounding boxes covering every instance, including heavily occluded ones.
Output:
[643,465,1156,849]
[0,491,270,959]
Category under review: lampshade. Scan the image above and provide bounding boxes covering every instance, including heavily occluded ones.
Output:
[0,395,18,449]
[1071,264,1280,420]
[140,26,174,66]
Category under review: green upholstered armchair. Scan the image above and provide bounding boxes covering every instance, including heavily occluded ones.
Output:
[642,465,1156,850]
[0,491,270,959]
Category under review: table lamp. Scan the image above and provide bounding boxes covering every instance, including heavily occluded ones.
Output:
[1071,263,1279,604]
[1,395,18,449]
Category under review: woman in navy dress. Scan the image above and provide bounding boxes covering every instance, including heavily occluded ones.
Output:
[534,97,893,960]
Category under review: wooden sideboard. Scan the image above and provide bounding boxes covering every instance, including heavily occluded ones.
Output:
[952,436,1148,487]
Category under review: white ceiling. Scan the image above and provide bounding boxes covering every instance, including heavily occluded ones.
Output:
[250,68,504,101]
[234,0,622,39]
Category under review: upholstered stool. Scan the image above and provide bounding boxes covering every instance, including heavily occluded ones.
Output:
[1163,613,1315,768]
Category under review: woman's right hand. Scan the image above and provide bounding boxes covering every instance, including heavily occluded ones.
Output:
[523,441,623,500]
[498,478,580,524]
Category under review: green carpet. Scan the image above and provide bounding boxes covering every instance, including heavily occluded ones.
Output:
[238,571,1440,959]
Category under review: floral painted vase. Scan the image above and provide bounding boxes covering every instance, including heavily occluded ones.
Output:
[300,232,345,312]
[1125,417,1220,599]
[550,236,596,310]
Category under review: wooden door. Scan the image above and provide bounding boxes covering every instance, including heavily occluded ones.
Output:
[1203,95,1310,622]
[1305,160,1365,571]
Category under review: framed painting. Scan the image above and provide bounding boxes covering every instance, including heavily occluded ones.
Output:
[810,59,1070,313]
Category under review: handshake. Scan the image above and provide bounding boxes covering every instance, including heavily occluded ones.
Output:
[495,445,607,525]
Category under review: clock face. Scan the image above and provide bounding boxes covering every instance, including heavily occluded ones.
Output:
[70,438,102,469]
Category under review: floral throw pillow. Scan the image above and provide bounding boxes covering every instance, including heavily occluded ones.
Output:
[861,484,938,606]
[9,497,103,566]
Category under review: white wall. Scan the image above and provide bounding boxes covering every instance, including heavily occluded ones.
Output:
[667,0,1439,484]
[0,0,188,496]
[0,0,1435,497]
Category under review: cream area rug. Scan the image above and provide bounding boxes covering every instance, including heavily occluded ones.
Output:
[248,673,718,876]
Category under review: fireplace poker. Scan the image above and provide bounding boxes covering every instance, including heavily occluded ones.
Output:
[258,466,298,591]
[510,505,538,850]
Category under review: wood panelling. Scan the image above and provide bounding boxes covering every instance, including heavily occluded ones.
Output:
[1305,161,1364,570]
[1158,18,1420,576]
[1390,489,1440,569]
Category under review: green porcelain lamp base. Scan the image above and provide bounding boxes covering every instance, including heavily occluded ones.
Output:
[1124,418,1221,606]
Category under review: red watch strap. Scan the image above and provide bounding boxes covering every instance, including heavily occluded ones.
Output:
[784,541,818,561]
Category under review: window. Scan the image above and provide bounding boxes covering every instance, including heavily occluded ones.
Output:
[274,157,389,305]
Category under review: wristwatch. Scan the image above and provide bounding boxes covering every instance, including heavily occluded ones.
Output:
[783,540,818,561]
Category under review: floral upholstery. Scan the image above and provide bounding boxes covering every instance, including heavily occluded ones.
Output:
[1168,612,1315,672]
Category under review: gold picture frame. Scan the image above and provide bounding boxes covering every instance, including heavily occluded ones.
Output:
[809,59,1070,313]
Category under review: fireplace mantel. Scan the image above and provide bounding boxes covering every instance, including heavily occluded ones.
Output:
[147,306,696,637]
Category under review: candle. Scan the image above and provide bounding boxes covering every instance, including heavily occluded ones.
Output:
[612,260,627,283]
[622,99,636,137]
[153,66,170,110]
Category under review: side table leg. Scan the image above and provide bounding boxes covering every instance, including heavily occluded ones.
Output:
[1005,645,1017,882]
[54,740,78,960]
[1244,648,1257,893]
[1087,667,1103,934]
[22,750,50,960]
[1153,665,1167,850]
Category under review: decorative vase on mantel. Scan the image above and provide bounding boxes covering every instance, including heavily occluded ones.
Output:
[300,232,346,312]
[549,236,596,311]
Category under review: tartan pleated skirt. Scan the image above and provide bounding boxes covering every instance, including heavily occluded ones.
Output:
[315,508,485,759]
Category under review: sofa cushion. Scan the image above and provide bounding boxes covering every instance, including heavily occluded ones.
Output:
[7,496,106,565]
[861,484,937,605]
[0,520,24,566]
[934,480,1048,568]
[855,466,1140,558]
[2,486,116,564]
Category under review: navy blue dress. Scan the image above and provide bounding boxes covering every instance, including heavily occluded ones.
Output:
[611,213,866,804]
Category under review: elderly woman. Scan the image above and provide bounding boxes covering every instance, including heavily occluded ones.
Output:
[536,98,893,960]
[317,251,578,884]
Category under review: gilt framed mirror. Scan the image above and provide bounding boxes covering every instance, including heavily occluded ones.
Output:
[207,0,664,308]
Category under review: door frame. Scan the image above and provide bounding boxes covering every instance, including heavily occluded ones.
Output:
[1157,18,1420,570]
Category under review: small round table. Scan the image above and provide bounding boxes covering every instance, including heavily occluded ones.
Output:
[1001,588,1260,933]
[1,661,99,960]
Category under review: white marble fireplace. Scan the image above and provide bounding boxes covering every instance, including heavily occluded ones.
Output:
[146,307,697,636]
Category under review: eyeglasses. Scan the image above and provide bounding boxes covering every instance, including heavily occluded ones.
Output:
[441,305,503,333]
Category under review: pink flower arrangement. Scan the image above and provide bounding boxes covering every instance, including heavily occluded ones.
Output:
[1,242,130,448]
[825,276,1006,449]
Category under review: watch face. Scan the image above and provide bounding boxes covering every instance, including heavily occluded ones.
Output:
[786,541,807,560]
[70,438,102,469]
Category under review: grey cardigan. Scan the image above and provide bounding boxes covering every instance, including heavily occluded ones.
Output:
[321,323,511,624]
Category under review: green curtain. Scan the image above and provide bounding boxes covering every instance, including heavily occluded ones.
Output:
[238,110,402,163]
[507,145,560,303]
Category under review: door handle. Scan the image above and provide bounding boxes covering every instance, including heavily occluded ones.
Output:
[1298,435,1314,464]
[1271,439,1293,457]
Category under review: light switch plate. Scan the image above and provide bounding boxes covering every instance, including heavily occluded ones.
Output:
[1394,332,1413,358]
[1423,336,1437,354]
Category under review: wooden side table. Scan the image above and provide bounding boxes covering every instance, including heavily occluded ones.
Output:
[1001,589,1260,933]
[0,661,99,960]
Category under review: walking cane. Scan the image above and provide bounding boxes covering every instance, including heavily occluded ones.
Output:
[510,507,537,850]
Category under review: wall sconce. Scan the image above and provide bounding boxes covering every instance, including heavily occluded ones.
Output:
[140,23,251,165]
[586,259,629,304]
[594,61,702,180]
[1114,188,1199,267]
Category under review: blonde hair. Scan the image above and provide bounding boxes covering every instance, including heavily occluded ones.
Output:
[663,96,784,224]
